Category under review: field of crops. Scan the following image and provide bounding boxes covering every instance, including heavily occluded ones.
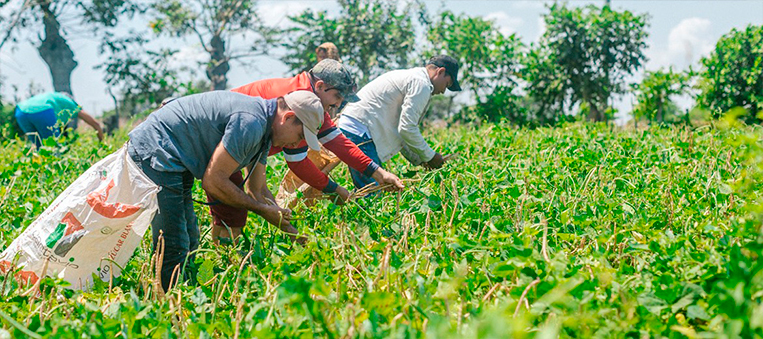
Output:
[1,120,762,338]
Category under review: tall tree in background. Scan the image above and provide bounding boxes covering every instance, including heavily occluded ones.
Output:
[281,0,418,85]
[631,68,690,124]
[697,25,763,123]
[525,4,648,122]
[0,0,138,95]
[148,0,278,91]
[425,11,524,123]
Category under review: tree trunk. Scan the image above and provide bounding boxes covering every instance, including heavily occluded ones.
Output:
[105,87,119,133]
[37,1,77,95]
[587,102,604,122]
[656,97,664,123]
[206,34,229,91]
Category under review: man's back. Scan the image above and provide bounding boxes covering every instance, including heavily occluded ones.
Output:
[232,73,312,99]
[129,91,274,179]
[17,92,80,121]
[343,68,428,119]
[340,67,433,163]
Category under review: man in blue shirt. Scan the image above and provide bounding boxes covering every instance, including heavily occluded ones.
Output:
[128,90,324,291]
[15,91,104,147]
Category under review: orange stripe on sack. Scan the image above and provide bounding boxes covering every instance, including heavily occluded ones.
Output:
[86,179,140,219]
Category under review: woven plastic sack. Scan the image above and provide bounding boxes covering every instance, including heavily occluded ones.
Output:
[0,146,160,290]
[276,147,340,209]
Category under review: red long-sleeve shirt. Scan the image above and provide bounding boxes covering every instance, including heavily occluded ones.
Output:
[231,72,379,192]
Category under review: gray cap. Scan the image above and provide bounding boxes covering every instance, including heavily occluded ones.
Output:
[310,59,360,103]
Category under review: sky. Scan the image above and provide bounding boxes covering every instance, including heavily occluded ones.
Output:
[0,0,762,123]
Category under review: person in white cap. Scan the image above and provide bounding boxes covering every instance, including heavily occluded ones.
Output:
[127,90,323,291]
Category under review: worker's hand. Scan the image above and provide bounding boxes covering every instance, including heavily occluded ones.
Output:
[331,185,351,205]
[423,153,445,170]
[371,168,404,191]
[260,204,292,227]
[260,205,305,244]
[211,224,242,246]
[280,223,306,245]
[96,130,105,142]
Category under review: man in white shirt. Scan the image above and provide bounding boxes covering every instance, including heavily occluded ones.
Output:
[337,55,461,189]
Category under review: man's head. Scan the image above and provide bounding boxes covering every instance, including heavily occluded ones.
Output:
[425,55,462,95]
[315,42,340,63]
[309,59,359,111]
[273,91,324,150]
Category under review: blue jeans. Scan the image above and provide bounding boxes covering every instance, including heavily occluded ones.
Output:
[128,145,199,291]
[339,128,382,189]
[15,107,59,148]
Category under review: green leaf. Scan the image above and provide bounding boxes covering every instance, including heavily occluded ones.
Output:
[197,259,214,286]
[671,294,695,313]
[638,293,668,316]
[687,305,710,320]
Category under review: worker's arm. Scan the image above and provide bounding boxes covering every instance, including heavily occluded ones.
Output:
[398,80,438,166]
[319,120,403,191]
[78,110,104,141]
[203,142,300,241]
[243,160,277,205]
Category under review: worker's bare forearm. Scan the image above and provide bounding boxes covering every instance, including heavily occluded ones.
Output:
[203,175,268,214]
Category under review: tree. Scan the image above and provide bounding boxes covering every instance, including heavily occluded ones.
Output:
[424,11,525,123]
[525,4,649,122]
[0,0,139,95]
[148,0,278,91]
[281,0,418,85]
[697,25,763,123]
[631,68,690,124]
[96,32,182,129]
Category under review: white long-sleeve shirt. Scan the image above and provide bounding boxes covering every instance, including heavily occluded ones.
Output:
[338,67,435,164]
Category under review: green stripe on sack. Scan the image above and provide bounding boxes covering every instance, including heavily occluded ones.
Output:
[46,223,66,249]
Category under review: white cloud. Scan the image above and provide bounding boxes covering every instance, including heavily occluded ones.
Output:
[0,50,28,75]
[536,16,546,41]
[511,0,546,10]
[484,11,524,36]
[668,18,714,63]
[257,2,312,29]
[647,17,714,69]
[170,43,207,66]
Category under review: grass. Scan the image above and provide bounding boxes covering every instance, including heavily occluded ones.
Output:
[0,120,762,338]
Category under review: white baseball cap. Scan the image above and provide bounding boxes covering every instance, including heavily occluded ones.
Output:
[283,91,324,151]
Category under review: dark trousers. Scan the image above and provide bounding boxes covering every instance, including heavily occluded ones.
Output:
[129,145,199,291]
[15,107,58,148]
[339,128,381,189]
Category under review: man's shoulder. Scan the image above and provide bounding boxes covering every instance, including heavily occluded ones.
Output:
[232,72,311,99]
[194,90,266,106]
[378,68,429,86]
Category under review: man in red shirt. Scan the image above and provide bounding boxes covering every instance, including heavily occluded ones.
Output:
[210,59,404,243]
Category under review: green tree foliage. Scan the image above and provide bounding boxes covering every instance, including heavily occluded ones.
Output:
[148,0,278,90]
[95,32,183,130]
[525,4,649,122]
[0,102,21,141]
[281,0,417,85]
[631,68,690,124]
[697,25,763,123]
[425,11,526,124]
[0,0,139,95]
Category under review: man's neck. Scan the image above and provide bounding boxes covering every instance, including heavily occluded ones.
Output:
[426,67,438,82]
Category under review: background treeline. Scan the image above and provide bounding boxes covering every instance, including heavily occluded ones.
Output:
[0,0,760,137]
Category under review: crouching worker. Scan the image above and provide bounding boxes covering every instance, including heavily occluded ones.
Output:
[336,55,462,189]
[15,91,104,147]
[127,90,324,291]
[209,59,404,244]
